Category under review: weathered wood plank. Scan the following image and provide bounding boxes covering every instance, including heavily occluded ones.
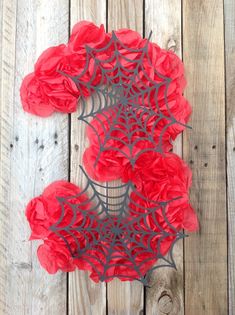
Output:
[224,0,235,314]
[145,1,184,314]
[69,1,107,314]
[106,1,144,315]
[183,1,227,314]
[0,0,69,314]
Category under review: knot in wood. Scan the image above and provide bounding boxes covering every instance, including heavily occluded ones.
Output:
[158,292,173,314]
[167,38,177,52]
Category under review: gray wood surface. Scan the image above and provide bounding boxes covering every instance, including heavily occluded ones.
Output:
[224,0,235,314]
[183,0,227,314]
[0,0,69,314]
[69,1,107,314]
[0,0,233,314]
[145,1,184,314]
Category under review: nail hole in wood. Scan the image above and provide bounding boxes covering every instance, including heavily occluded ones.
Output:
[54,132,58,139]
[54,141,58,145]
[15,136,19,141]
[194,145,198,150]
[10,143,13,148]
[74,144,79,151]
[39,144,44,150]
[12,262,32,270]
[35,138,39,144]
[189,159,194,164]
[212,145,216,149]
[204,163,208,167]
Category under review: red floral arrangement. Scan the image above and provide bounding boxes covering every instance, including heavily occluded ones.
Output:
[21,21,198,283]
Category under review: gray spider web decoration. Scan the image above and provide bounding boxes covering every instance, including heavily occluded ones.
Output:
[52,30,190,285]
[50,166,186,285]
[62,31,191,167]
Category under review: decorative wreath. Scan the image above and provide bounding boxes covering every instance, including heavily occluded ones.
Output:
[21,21,198,285]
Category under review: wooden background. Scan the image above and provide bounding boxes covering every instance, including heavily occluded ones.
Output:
[0,0,234,314]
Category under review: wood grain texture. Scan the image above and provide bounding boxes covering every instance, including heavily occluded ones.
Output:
[0,1,231,314]
[106,1,144,315]
[224,0,235,314]
[0,0,69,314]
[145,1,184,314]
[183,1,227,314]
[69,1,107,314]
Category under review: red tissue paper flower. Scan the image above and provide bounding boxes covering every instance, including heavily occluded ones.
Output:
[123,151,198,232]
[26,180,94,273]
[20,21,109,116]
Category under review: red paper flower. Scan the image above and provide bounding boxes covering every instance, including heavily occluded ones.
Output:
[123,151,198,232]
[26,180,96,273]
[68,21,109,52]
[20,22,110,116]
[21,45,81,116]
[143,42,187,103]
[20,72,79,117]
[37,237,77,273]
[26,180,91,240]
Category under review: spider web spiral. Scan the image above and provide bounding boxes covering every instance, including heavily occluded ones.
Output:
[50,166,186,285]
[62,31,191,167]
